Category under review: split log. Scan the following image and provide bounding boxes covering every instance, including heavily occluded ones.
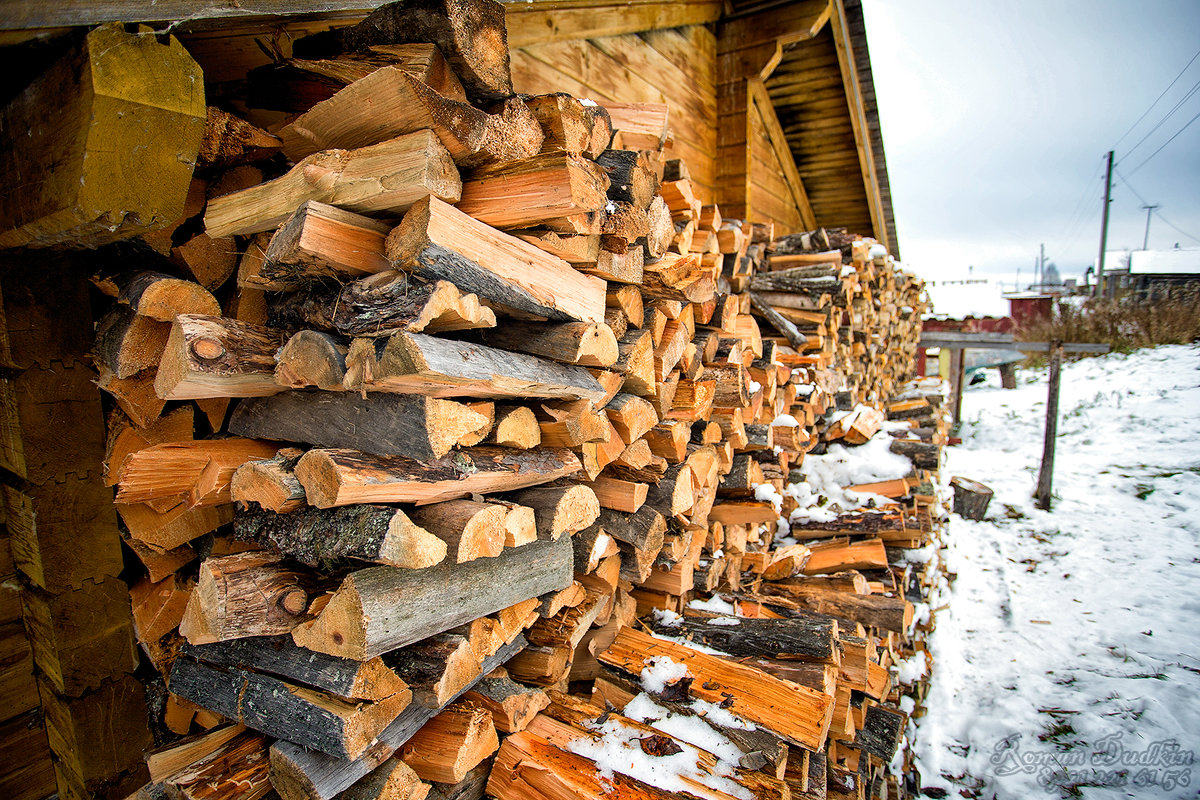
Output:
[595,150,658,208]
[0,24,205,249]
[197,106,282,170]
[168,655,409,759]
[293,0,514,105]
[179,551,314,645]
[272,274,496,339]
[229,392,489,460]
[597,627,833,750]
[486,405,541,449]
[463,671,549,733]
[765,583,913,632]
[340,757,429,800]
[182,636,409,703]
[115,438,279,507]
[580,476,647,513]
[230,448,307,513]
[454,153,609,231]
[261,201,391,288]
[278,68,540,166]
[290,536,572,660]
[98,368,167,428]
[853,704,906,762]
[268,636,525,800]
[408,500,506,563]
[294,445,581,508]
[94,307,171,380]
[513,230,600,265]
[155,315,286,400]
[92,271,221,321]
[583,246,644,285]
[387,196,605,324]
[344,331,607,402]
[234,505,447,570]
[274,331,348,390]
[502,484,600,541]
[525,93,592,154]
[482,322,617,368]
[645,612,837,662]
[400,702,498,784]
[117,501,234,551]
[205,131,461,238]
[603,101,670,151]
[157,729,271,800]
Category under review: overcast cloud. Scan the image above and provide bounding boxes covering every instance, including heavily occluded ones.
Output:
[862,0,1200,293]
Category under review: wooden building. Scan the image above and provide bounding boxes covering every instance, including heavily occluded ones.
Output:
[0,2,903,798]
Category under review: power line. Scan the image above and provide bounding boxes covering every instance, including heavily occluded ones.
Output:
[1112,44,1200,150]
[1120,77,1200,161]
[1154,209,1200,245]
[1125,108,1200,175]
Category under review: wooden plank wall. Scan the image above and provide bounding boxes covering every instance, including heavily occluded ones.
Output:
[510,25,718,204]
[748,90,807,233]
[766,26,873,238]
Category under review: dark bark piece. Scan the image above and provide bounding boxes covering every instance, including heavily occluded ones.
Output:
[229,391,488,460]
[595,150,659,208]
[234,504,447,570]
[182,636,409,703]
[269,636,523,800]
[168,656,409,759]
[294,0,513,105]
[888,439,940,469]
[269,274,495,338]
[854,704,906,762]
[94,306,171,379]
[197,107,282,170]
[290,535,572,660]
[645,612,837,662]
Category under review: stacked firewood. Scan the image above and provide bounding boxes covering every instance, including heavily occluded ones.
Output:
[82,3,946,800]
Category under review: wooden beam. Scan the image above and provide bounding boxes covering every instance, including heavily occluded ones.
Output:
[828,0,888,250]
[748,78,817,230]
[506,0,723,48]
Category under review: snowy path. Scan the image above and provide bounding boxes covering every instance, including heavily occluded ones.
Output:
[913,345,1200,799]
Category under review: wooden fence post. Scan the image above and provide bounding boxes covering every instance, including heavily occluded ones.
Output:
[1035,340,1063,510]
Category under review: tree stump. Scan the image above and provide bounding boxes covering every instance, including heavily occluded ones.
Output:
[950,476,993,520]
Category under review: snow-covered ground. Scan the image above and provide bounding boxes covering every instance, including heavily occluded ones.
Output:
[914,344,1200,799]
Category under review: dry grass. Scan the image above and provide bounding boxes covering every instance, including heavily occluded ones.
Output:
[1019,283,1200,354]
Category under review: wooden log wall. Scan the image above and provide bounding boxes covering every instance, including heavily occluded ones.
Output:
[0,2,939,799]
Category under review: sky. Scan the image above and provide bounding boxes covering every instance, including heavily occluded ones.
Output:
[860,0,1200,315]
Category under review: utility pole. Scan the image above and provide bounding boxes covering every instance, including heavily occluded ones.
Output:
[1095,151,1114,298]
[1141,203,1160,250]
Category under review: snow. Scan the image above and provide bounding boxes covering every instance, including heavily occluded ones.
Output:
[566,715,752,800]
[753,482,783,512]
[707,616,741,626]
[651,608,683,628]
[623,694,746,763]
[771,413,800,427]
[914,344,1200,799]
[787,431,914,524]
[639,656,690,694]
[688,595,736,615]
[747,379,762,394]
[579,97,598,107]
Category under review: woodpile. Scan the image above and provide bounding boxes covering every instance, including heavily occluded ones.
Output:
[2,2,948,799]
